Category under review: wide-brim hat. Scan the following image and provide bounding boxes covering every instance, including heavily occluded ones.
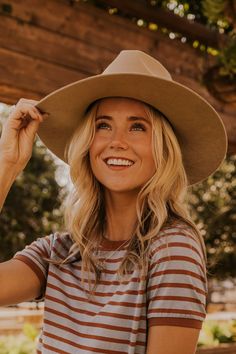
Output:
[36,50,227,185]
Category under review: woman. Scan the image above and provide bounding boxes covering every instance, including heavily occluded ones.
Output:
[0,50,227,354]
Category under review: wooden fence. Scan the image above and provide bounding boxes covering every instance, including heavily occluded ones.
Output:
[197,344,236,354]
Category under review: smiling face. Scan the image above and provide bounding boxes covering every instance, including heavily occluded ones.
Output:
[89,97,156,195]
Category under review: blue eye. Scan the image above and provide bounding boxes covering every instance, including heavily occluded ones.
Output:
[96,122,111,130]
[131,123,146,131]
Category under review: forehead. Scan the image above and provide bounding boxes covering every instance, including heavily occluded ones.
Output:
[96,97,149,117]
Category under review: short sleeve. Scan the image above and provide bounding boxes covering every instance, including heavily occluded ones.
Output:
[147,223,207,329]
[13,234,53,295]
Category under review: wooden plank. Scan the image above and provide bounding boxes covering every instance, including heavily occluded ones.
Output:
[0,0,235,152]
[95,0,226,48]
[197,344,236,354]
[0,14,204,84]
[0,0,205,79]
[70,1,160,50]
[0,84,42,105]
[0,47,85,94]
[0,1,205,94]
[0,14,107,74]
[151,43,213,81]
[0,0,156,50]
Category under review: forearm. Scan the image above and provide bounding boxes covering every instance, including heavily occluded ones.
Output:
[0,163,19,212]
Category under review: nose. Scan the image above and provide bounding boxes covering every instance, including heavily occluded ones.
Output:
[109,129,129,150]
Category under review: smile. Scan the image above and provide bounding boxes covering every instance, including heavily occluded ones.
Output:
[105,158,134,166]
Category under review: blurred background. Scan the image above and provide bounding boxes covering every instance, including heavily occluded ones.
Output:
[0,0,235,352]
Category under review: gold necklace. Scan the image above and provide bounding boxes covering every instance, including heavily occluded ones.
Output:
[96,237,131,271]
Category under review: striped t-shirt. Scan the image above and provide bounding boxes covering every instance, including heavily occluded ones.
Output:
[14,221,207,354]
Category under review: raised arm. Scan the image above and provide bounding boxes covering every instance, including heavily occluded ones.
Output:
[0,99,48,305]
[0,98,47,210]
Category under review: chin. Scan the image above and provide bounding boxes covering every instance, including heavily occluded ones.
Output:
[103,184,142,194]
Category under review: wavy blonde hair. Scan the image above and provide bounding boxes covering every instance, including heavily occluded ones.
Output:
[62,98,206,297]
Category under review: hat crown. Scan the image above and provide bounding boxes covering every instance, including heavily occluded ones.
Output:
[103,50,172,80]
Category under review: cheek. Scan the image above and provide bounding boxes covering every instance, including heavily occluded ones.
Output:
[89,137,100,160]
[146,158,156,175]
[89,139,105,175]
[143,145,156,173]
[89,133,107,153]
[88,144,96,173]
[88,152,98,180]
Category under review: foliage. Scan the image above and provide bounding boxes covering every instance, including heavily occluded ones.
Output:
[202,0,228,24]
[164,0,236,78]
[85,0,236,80]
[0,105,66,262]
[188,155,236,279]
[0,324,38,354]
[198,319,236,347]
[219,36,236,77]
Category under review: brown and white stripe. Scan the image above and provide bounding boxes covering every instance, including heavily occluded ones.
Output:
[14,221,207,354]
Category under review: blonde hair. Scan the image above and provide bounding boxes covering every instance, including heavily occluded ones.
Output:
[61,99,206,297]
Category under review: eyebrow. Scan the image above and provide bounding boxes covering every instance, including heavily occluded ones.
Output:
[95,115,151,125]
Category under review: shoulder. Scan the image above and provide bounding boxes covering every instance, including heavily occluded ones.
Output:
[148,218,204,264]
[48,231,74,259]
[151,218,201,246]
[22,231,74,260]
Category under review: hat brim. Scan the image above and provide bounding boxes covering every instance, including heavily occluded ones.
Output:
[36,73,228,185]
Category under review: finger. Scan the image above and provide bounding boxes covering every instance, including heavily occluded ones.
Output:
[16,99,47,116]
[30,106,45,122]
[19,109,41,123]
[25,118,41,139]
[36,106,50,116]
[11,104,42,122]
[27,105,49,119]
[5,111,40,134]
[17,98,39,105]
[19,108,49,128]
[33,106,50,120]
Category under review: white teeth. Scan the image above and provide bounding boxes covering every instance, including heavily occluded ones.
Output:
[106,158,134,166]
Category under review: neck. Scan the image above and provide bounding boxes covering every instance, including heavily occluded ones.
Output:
[104,190,138,241]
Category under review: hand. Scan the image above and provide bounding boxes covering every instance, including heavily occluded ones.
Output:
[0,98,48,173]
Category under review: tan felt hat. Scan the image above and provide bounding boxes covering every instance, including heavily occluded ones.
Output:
[36,50,228,185]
